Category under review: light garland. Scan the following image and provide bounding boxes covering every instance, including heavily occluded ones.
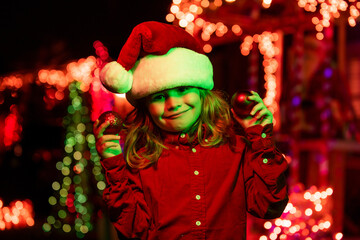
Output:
[0,199,34,230]
[0,42,113,237]
[260,185,342,240]
[297,0,360,40]
[42,80,106,238]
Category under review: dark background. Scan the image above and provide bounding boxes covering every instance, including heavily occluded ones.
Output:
[0,0,170,76]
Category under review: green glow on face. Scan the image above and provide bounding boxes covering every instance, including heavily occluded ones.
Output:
[48,196,57,205]
[52,181,60,191]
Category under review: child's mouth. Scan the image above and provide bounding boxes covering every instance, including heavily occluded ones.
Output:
[164,109,189,119]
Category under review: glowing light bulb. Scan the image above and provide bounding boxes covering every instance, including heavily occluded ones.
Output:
[335,232,343,240]
[264,221,272,229]
[305,208,313,216]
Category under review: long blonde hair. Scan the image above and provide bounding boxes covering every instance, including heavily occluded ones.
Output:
[123,89,234,169]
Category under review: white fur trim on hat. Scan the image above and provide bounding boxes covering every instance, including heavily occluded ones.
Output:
[99,61,133,93]
[127,47,213,104]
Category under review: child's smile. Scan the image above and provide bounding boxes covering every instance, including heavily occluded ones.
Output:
[146,87,202,133]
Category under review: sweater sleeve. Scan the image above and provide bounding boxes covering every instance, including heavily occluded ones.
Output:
[243,123,289,219]
[101,154,152,239]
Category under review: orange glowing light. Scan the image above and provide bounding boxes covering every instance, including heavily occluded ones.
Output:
[201,0,210,8]
[305,208,313,216]
[326,187,333,195]
[170,5,180,14]
[264,221,272,229]
[0,199,34,230]
[335,232,343,240]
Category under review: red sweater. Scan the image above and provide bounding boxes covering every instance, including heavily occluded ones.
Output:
[101,124,288,240]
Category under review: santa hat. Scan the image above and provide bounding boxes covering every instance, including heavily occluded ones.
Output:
[100,21,214,105]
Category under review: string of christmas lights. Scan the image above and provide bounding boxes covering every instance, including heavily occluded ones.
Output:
[260,185,343,240]
[297,0,360,40]
[42,80,106,238]
[0,41,113,236]
[0,199,35,230]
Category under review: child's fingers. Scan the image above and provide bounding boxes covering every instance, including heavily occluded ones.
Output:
[101,134,121,141]
[248,91,262,101]
[250,103,264,116]
[103,141,120,149]
[255,108,271,119]
[95,121,111,139]
[256,108,273,125]
[94,119,99,128]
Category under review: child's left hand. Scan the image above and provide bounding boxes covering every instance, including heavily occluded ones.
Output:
[231,91,273,129]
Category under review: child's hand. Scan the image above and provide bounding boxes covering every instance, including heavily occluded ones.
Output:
[93,119,122,159]
[231,91,273,129]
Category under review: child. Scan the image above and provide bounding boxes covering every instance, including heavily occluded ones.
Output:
[94,21,288,240]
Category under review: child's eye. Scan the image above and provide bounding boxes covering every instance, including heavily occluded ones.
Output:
[178,87,191,93]
[151,94,165,102]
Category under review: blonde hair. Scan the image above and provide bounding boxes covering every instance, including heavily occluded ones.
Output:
[123,89,234,169]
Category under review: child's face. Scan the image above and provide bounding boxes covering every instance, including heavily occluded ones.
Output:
[146,87,202,133]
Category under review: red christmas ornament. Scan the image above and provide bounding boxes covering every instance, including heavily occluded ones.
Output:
[231,90,256,118]
[98,111,123,134]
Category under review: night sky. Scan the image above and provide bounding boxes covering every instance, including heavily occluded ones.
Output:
[0,0,170,76]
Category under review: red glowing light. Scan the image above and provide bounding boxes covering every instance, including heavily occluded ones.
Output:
[0,199,34,230]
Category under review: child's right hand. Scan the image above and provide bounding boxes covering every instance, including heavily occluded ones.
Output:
[93,119,122,159]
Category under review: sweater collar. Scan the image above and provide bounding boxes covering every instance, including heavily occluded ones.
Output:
[161,130,199,147]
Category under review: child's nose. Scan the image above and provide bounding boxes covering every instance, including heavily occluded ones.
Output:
[166,96,182,111]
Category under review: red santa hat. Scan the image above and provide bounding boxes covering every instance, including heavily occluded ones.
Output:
[100,21,214,105]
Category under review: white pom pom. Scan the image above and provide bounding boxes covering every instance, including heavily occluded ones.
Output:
[99,61,133,93]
